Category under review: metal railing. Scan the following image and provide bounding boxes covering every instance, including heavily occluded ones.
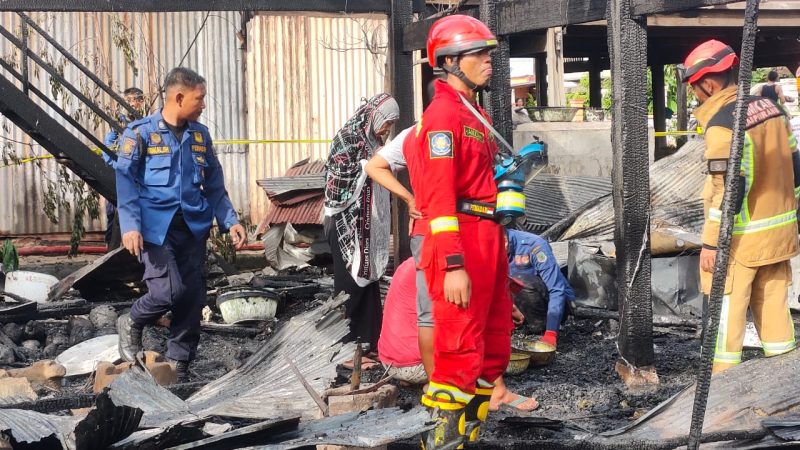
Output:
[0,12,143,161]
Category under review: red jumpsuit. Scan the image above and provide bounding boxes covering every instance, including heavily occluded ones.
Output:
[404,79,513,399]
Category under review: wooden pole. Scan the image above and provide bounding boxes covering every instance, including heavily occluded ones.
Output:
[390,0,414,267]
[606,0,656,385]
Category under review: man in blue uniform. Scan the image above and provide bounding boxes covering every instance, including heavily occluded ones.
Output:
[115,68,247,380]
[506,229,574,348]
[102,87,145,249]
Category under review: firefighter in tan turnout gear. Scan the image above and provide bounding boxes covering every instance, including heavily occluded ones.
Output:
[681,40,800,373]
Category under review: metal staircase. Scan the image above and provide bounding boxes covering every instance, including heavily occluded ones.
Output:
[0,12,143,204]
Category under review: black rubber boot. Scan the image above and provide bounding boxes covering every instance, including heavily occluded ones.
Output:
[117,313,143,363]
[463,385,492,445]
[168,358,191,383]
[421,391,467,450]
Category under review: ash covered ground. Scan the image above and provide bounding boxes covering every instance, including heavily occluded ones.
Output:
[8,253,800,448]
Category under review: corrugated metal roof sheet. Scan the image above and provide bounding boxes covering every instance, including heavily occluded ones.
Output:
[561,139,706,241]
[258,159,326,227]
[523,173,612,233]
[258,174,325,197]
[249,407,433,450]
[187,294,356,421]
[264,195,325,226]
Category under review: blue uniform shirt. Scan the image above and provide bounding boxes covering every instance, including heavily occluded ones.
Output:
[115,110,239,246]
[102,114,132,169]
[507,229,575,331]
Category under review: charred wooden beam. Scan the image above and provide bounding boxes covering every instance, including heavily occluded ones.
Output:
[606,0,655,374]
[402,1,743,52]
[535,55,548,107]
[676,71,688,148]
[497,0,608,35]
[402,7,479,52]
[481,0,513,144]
[498,0,741,35]
[390,0,414,265]
[0,0,390,12]
[588,59,604,108]
[651,62,667,159]
[631,0,743,16]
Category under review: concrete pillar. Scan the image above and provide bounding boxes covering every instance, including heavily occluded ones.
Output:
[546,27,565,106]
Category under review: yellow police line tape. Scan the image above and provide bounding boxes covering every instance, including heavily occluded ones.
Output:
[653,130,703,137]
[0,138,332,168]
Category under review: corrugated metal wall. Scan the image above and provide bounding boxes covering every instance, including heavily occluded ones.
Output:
[245,12,389,222]
[0,11,248,235]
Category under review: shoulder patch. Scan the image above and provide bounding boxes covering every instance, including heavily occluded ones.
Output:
[464,126,485,143]
[122,137,136,156]
[535,251,548,264]
[708,159,728,174]
[428,131,453,159]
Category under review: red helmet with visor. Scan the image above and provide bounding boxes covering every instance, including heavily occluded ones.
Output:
[680,40,739,85]
[426,15,497,69]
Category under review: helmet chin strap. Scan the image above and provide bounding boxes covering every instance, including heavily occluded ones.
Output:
[444,56,489,92]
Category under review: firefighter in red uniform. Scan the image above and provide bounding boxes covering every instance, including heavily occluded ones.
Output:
[404,15,513,450]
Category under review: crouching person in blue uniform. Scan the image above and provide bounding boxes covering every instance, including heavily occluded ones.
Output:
[506,229,574,350]
[115,67,247,381]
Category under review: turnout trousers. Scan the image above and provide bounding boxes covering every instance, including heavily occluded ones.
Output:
[703,259,796,373]
[423,218,513,400]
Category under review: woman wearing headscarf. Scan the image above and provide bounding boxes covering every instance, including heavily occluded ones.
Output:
[324,93,400,353]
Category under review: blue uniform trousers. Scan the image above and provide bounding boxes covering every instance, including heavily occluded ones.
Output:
[130,213,207,361]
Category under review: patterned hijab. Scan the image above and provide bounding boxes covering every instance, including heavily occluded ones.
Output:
[324,93,399,211]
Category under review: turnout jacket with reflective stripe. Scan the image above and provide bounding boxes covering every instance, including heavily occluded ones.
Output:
[695,86,799,267]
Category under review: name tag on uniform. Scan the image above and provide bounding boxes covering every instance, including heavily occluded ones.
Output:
[147,146,170,155]
[464,126,484,143]
[191,145,207,153]
[514,255,530,265]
